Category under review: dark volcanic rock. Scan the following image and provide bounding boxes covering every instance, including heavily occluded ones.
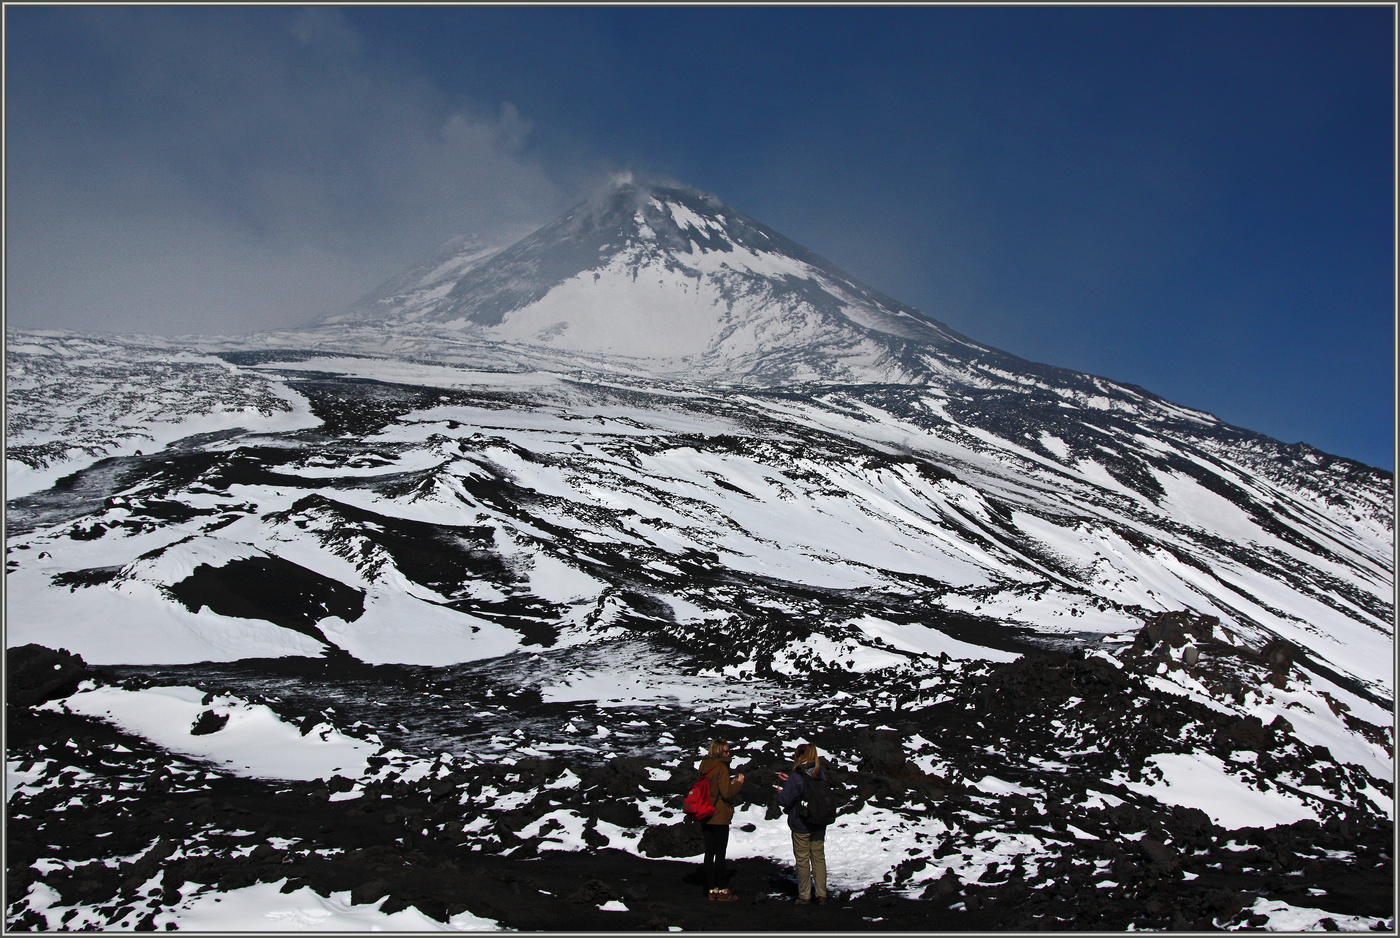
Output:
[167,556,365,645]
[855,728,923,781]
[1139,838,1179,876]
[568,878,620,905]
[4,641,1393,932]
[7,644,89,707]
[1258,638,1296,672]
[189,709,230,736]
[1219,715,1274,752]
[351,878,391,905]
[638,820,704,859]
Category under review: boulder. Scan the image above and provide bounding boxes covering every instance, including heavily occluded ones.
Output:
[637,821,703,858]
[922,868,961,900]
[1258,638,1295,673]
[190,710,230,735]
[855,728,922,780]
[7,644,89,707]
[351,878,391,905]
[1170,805,1212,837]
[1139,838,1179,875]
[592,798,644,829]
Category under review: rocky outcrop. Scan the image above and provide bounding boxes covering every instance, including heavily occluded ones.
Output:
[7,644,89,707]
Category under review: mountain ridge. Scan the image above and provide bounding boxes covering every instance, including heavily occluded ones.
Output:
[305,179,1377,480]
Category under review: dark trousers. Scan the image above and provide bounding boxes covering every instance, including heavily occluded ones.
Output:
[702,823,729,890]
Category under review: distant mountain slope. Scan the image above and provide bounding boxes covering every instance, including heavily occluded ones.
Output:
[6,336,1391,693]
[314,181,982,382]
[318,234,508,327]
[7,179,1391,681]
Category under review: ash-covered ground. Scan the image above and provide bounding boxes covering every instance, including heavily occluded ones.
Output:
[6,618,1393,932]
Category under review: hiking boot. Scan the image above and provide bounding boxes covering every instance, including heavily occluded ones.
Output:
[795,897,810,905]
[815,896,828,906]
[708,889,738,902]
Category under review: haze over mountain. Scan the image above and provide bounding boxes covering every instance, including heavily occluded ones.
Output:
[5,179,1393,931]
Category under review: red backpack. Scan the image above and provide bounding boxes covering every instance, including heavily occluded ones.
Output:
[682,767,718,822]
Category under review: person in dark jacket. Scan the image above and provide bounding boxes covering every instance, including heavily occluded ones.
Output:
[776,742,828,905]
[697,738,745,901]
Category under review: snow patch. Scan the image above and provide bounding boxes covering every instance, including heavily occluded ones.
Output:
[1124,752,1320,829]
[44,685,380,782]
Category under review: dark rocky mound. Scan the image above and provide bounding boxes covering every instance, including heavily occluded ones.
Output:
[7,644,89,707]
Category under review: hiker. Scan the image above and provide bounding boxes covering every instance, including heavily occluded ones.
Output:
[697,738,745,901]
[776,742,830,905]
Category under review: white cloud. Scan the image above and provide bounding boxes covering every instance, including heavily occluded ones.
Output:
[6,8,569,335]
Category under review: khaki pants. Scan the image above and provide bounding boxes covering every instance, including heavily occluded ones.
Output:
[791,830,827,899]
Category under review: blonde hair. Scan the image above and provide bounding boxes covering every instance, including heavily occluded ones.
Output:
[708,739,730,758]
[793,743,820,772]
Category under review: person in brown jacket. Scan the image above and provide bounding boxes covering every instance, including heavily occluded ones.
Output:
[697,739,745,900]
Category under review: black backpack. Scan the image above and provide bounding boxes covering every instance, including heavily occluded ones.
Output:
[797,770,839,826]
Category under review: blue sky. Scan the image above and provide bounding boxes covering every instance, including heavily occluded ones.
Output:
[5,6,1394,470]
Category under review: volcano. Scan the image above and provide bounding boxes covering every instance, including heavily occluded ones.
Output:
[318,180,974,382]
[5,179,1393,930]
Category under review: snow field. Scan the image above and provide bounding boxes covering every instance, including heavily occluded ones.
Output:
[5,563,329,665]
[742,387,1388,613]
[319,591,526,666]
[14,879,501,932]
[8,361,1390,700]
[6,339,322,499]
[41,685,382,782]
[1239,673,1394,785]
[1117,662,1393,820]
[1121,752,1320,829]
[1240,897,1392,933]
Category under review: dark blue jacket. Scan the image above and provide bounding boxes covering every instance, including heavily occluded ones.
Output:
[777,763,828,834]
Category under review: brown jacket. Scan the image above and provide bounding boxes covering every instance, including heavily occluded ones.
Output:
[698,754,744,826]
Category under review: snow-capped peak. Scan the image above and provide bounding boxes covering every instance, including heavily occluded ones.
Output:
[318,180,969,382]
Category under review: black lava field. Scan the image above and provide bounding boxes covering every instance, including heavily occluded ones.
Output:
[6,627,1393,932]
